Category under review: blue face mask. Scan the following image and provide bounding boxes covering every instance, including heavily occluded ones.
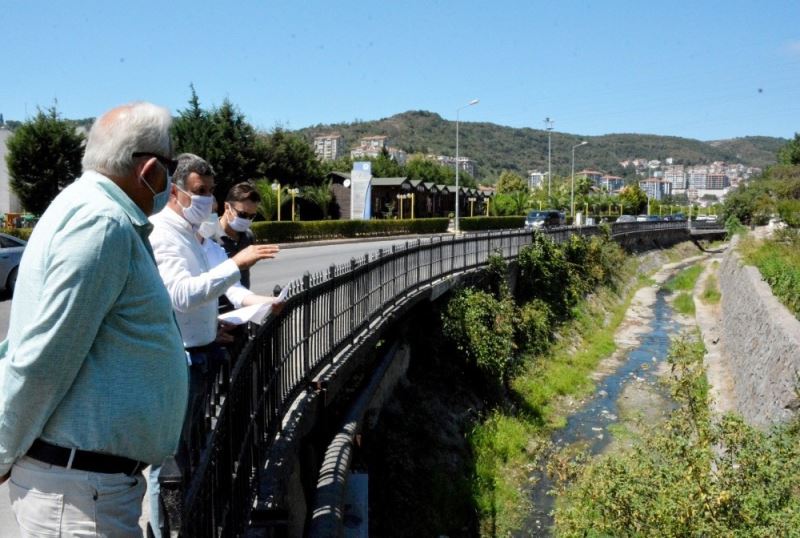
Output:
[142,172,172,214]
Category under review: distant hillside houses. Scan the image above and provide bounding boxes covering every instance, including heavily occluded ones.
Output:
[313,132,478,176]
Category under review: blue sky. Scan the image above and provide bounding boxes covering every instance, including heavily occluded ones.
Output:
[1,0,798,141]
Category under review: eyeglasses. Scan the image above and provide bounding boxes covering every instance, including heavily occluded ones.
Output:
[230,206,257,220]
[132,152,178,175]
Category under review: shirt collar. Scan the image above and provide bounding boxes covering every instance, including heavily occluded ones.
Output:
[84,170,153,235]
[154,206,196,235]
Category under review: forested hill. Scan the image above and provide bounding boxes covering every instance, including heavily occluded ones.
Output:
[295,110,786,181]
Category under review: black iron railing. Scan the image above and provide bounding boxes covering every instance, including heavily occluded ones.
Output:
[160,220,711,536]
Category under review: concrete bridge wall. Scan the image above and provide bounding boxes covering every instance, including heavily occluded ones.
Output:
[719,239,800,428]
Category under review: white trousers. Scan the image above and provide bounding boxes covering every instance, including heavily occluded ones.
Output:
[7,456,145,537]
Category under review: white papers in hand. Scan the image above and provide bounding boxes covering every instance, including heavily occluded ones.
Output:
[217,286,289,325]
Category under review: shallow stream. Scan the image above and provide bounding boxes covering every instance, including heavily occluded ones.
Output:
[517,288,682,537]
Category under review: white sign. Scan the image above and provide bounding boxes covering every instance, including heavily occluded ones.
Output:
[350,161,372,220]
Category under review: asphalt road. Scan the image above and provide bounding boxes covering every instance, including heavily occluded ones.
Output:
[0,235,428,533]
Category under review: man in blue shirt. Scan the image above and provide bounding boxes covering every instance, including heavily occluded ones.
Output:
[0,102,188,537]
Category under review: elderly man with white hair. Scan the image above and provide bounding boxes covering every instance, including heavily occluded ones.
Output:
[0,102,188,537]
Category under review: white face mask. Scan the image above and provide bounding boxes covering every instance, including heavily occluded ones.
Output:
[229,215,253,232]
[198,213,223,239]
[176,186,214,225]
[226,204,254,232]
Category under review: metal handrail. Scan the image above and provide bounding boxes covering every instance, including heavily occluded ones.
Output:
[161,220,720,536]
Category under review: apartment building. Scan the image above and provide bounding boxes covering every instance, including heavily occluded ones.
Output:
[706,173,729,190]
[350,135,408,164]
[639,177,672,201]
[313,133,345,161]
[528,170,546,189]
[664,165,687,190]
[601,175,625,193]
[436,155,477,177]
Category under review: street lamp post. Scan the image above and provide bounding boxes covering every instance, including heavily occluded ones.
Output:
[455,98,479,233]
[544,117,554,200]
[271,180,282,221]
[289,188,300,221]
[570,141,588,222]
[468,196,477,217]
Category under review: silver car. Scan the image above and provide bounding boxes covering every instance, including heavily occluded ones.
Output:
[0,232,26,294]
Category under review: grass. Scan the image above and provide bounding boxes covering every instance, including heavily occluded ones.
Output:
[701,273,721,304]
[470,267,639,535]
[468,243,708,536]
[672,292,695,315]
[741,231,800,319]
[663,263,703,292]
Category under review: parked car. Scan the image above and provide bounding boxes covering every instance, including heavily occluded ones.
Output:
[663,213,686,222]
[524,210,566,230]
[616,215,637,223]
[636,215,661,222]
[0,233,26,294]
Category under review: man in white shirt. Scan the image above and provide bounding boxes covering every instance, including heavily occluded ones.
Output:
[147,153,278,537]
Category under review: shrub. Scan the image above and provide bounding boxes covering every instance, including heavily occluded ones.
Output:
[442,287,517,390]
[554,337,800,536]
[516,299,552,356]
[0,227,32,241]
[725,215,747,238]
[250,217,449,242]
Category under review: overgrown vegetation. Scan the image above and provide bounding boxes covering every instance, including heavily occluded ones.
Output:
[553,336,800,536]
[441,233,632,534]
[740,230,800,319]
[722,135,800,226]
[701,268,722,304]
[663,263,703,293]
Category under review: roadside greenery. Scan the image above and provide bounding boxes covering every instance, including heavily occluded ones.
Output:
[553,336,800,536]
[722,135,800,226]
[741,230,800,319]
[250,217,449,242]
[6,106,84,214]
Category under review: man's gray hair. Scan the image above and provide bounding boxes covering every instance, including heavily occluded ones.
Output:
[173,153,216,189]
[82,102,172,177]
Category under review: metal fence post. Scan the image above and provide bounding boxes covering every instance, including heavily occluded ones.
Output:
[302,271,311,374]
[329,264,336,352]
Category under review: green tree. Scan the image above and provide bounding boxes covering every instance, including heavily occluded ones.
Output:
[302,180,333,219]
[6,106,84,214]
[777,133,800,165]
[172,89,263,203]
[618,184,648,214]
[495,170,527,193]
[260,128,324,187]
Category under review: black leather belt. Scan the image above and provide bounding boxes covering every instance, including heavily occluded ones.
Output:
[27,439,146,476]
[185,342,220,354]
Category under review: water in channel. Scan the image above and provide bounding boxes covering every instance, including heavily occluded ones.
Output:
[517,288,682,537]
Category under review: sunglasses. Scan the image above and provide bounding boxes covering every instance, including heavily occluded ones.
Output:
[229,206,257,220]
[132,152,178,175]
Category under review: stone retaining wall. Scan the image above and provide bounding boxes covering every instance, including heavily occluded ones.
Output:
[719,238,800,428]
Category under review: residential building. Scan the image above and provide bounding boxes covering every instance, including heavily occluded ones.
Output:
[350,135,407,165]
[577,169,604,186]
[601,175,625,193]
[436,155,477,177]
[639,177,672,201]
[0,128,22,214]
[688,167,708,190]
[528,170,545,189]
[313,133,345,161]
[706,173,729,190]
[664,165,686,190]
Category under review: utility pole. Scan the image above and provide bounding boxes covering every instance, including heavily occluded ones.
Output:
[544,117,555,200]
